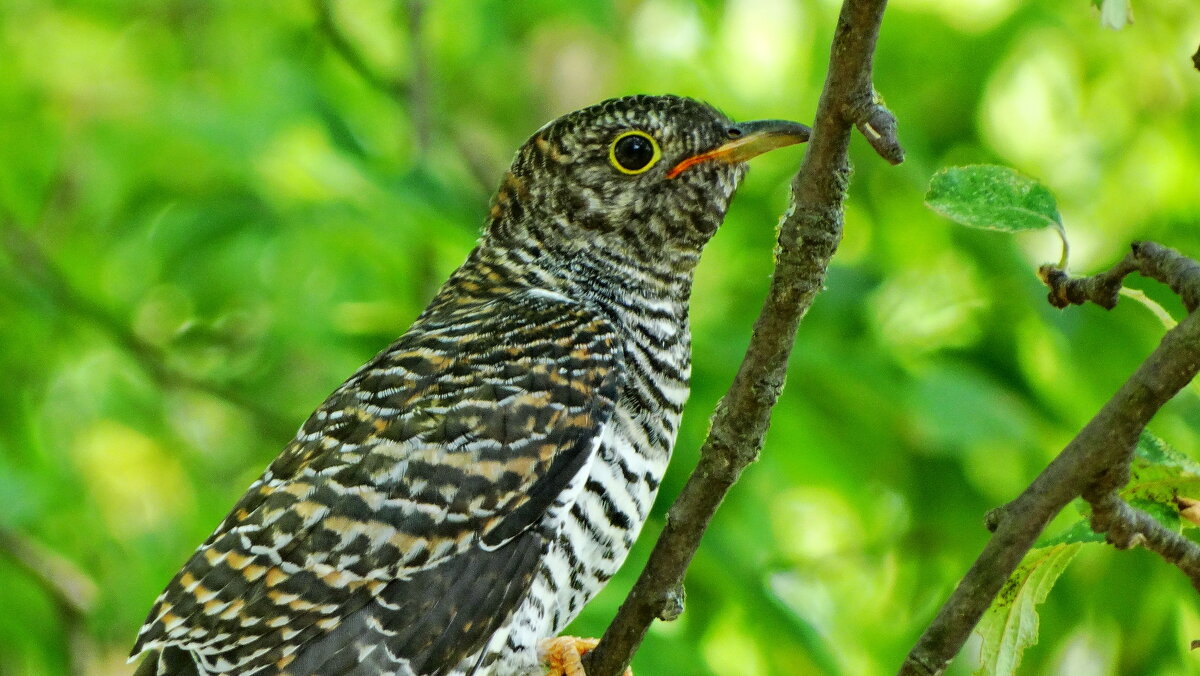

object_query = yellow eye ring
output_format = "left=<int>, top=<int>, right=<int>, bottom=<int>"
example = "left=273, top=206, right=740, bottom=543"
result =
left=608, top=131, right=661, bottom=175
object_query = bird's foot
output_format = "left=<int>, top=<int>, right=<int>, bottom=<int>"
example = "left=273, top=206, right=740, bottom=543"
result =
left=539, top=636, right=632, bottom=676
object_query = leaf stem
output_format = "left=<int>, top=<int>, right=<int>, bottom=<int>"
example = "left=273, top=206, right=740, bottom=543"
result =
left=1118, top=287, right=1176, bottom=330
left=1054, top=221, right=1070, bottom=270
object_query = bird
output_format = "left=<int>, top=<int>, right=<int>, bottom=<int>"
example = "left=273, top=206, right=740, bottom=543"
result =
left=129, top=94, right=810, bottom=676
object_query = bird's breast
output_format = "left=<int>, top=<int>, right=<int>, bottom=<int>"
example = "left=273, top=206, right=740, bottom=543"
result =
left=545, top=319, right=692, bottom=616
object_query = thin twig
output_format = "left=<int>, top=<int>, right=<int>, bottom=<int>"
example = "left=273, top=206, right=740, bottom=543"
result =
left=0, top=528, right=97, bottom=676
left=403, top=0, right=433, bottom=157
left=313, top=0, right=497, bottom=196
left=901, top=243, right=1200, bottom=675
left=313, top=0, right=407, bottom=101
left=1040, top=242, right=1200, bottom=311
left=582, top=1, right=902, bottom=674
left=1087, top=492, right=1200, bottom=591
left=1130, top=242, right=1200, bottom=311
left=455, top=133, right=505, bottom=197
left=0, top=529, right=95, bottom=621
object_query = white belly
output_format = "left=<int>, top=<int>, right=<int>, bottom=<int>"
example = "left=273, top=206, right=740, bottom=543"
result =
left=459, top=404, right=679, bottom=676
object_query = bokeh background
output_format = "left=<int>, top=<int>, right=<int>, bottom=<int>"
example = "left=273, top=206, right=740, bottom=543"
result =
left=3, top=0, right=1200, bottom=674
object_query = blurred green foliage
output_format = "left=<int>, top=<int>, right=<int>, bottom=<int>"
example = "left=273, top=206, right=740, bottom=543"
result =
left=2, top=0, right=1199, bottom=674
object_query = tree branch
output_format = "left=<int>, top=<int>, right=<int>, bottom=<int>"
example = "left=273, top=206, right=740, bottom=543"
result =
left=1040, top=241, right=1200, bottom=312
left=582, top=1, right=902, bottom=674
left=900, top=243, right=1200, bottom=675
left=1087, top=491, right=1200, bottom=591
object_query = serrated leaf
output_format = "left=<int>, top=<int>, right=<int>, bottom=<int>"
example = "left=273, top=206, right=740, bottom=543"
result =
left=975, top=543, right=1080, bottom=676
left=1130, top=497, right=1182, bottom=532
left=1133, top=430, right=1200, bottom=471
left=926, top=165, right=1062, bottom=233
left=1036, top=519, right=1107, bottom=547
left=1125, top=431, right=1200, bottom=518
left=1049, top=433, right=1200, bottom=547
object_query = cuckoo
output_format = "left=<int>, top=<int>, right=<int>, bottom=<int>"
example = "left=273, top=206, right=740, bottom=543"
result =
left=130, top=94, right=810, bottom=676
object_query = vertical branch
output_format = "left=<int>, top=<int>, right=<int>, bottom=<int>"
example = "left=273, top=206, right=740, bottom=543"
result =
left=398, top=0, right=444, bottom=304
left=403, top=0, right=433, bottom=157
left=581, top=1, right=902, bottom=674
left=313, top=0, right=436, bottom=157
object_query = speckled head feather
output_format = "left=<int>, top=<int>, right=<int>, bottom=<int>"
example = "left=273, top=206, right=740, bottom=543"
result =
left=491, top=95, right=791, bottom=257
left=131, top=95, right=808, bottom=676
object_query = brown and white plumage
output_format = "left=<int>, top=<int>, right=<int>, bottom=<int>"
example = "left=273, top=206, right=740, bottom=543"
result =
left=131, top=95, right=808, bottom=676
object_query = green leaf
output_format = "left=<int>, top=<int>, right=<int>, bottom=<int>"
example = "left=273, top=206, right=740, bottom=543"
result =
left=1133, top=430, right=1200, bottom=471
left=975, top=543, right=1080, bottom=676
left=1036, top=519, right=1107, bottom=547
left=1124, top=430, right=1200, bottom=529
left=1042, top=432, right=1199, bottom=552
left=1129, top=497, right=1182, bottom=532
left=1127, top=430, right=1200, bottom=505
left=925, top=165, right=1062, bottom=233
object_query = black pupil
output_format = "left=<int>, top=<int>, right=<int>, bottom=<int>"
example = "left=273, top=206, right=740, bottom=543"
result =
left=614, top=135, right=654, bottom=171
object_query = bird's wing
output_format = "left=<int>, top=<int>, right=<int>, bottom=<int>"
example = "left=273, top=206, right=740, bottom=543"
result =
left=131, top=290, right=622, bottom=674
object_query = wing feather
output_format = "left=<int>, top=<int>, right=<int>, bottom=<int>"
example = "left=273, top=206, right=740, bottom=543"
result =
left=132, top=290, right=622, bottom=674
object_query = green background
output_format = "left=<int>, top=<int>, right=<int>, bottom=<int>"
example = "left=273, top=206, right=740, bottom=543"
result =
left=2, top=0, right=1199, bottom=674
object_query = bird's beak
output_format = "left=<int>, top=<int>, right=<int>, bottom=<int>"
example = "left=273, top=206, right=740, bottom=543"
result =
left=666, top=119, right=812, bottom=179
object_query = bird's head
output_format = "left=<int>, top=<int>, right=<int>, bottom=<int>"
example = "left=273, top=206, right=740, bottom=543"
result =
left=486, top=95, right=810, bottom=265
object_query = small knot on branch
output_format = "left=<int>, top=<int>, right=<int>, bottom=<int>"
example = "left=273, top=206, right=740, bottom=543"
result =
left=984, top=506, right=1005, bottom=532
left=656, top=584, right=686, bottom=622
left=846, top=96, right=904, bottom=165
left=1038, top=264, right=1124, bottom=309
left=1086, top=462, right=1133, bottom=499
left=1041, top=242, right=1200, bottom=314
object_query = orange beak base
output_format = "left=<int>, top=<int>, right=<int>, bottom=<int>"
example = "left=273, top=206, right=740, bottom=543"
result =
left=666, top=119, right=812, bottom=179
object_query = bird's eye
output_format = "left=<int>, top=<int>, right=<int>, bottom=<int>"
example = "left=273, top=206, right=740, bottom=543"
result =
left=609, top=131, right=661, bottom=175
